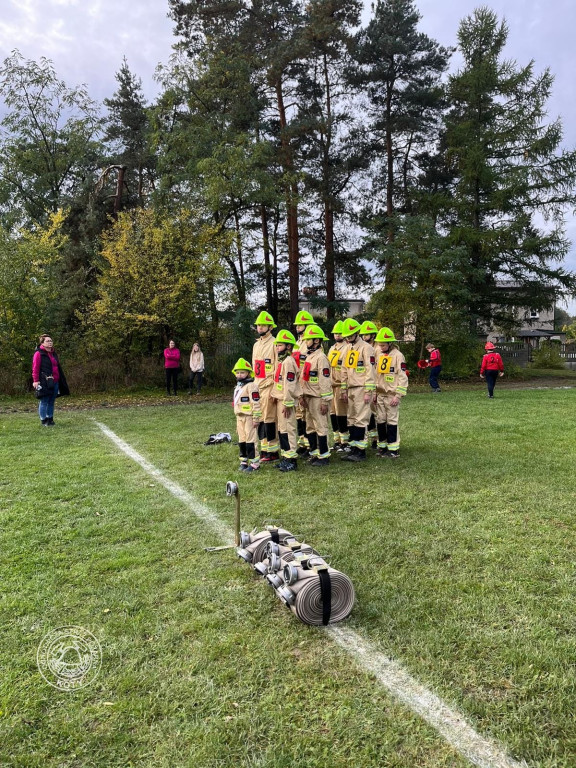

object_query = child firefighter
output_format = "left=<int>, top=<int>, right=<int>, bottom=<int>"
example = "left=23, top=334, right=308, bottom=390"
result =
left=271, top=330, right=301, bottom=472
left=300, top=324, right=333, bottom=467
left=339, top=318, right=376, bottom=462
left=374, top=327, right=408, bottom=458
left=328, top=320, right=349, bottom=451
left=359, top=320, right=379, bottom=448
left=252, top=311, right=279, bottom=461
left=293, top=310, right=315, bottom=454
left=232, top=358, right=262, bottom=473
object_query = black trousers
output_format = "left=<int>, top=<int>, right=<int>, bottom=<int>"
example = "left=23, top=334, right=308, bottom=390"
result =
left=485, top=370, right=498, bottom=397
left=166, top=368, right=179, bottom=393
left=188, top=371, right=203, bottom=392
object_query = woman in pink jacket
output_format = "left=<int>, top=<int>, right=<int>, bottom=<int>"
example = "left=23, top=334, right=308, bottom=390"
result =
left=32, top=333, right=69, bottom=425
left=164, top=339, right=181, bottom=395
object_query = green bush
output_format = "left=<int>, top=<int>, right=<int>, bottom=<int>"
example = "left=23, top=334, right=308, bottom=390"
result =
left=530, top=341, right=565, bottom=369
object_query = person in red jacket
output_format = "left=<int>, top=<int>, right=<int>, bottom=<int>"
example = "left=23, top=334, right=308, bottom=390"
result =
left=425, top=343, right=442, bottom=392
left=164, top=339, right=181, bottom=395
left=480, top=342, right=504, bottom=398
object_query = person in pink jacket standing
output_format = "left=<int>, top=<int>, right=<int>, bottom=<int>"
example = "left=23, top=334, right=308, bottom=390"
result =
left=32, top=333, right=69, bottom=425
left=164, top=339, right=181, bottom=395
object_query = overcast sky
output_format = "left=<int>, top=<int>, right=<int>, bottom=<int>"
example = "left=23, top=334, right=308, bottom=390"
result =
left=2, top=0, right=575, bottom=309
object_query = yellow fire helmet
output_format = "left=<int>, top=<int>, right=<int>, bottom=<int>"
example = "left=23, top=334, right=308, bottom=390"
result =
left=331, top=320, right=344, bottom=334
left=375, top=327, right=397, bottom=343
left=293, top=310, right=314, bottom=326
left=359, top=320, right=378, bottom=336
left=274, top=329, right=297, bottom=346
left=254, top=310, right=277, bottom=328
left=340, top=318, right=361, bottom=337
left=301, top=324, right=329, bottom=341
left=232, top=357, right=253, bottom=374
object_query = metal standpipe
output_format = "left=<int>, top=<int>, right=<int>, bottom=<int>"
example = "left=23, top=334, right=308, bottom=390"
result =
left=203, top=481, right=241, bottom=552
left=226, top=481, right=241, bottom=546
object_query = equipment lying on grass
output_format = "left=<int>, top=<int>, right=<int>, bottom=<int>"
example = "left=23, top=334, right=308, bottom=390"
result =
left=236, top=527, right=297, bottom=565
left=237, top=524, right=355, bottom=626
left=206, top=482, right=355, bottom=625
left=204, top=432, right=232, bottom=445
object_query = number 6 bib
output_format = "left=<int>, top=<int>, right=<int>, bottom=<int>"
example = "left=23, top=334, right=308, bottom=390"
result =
left=344, top=350, right=360, bottom=369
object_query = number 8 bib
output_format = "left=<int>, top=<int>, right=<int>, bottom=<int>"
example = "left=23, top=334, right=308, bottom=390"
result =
left=378, top=355, right=391, bottom=374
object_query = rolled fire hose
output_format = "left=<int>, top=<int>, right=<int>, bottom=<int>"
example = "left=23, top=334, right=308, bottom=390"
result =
left=276, top=560, right=355, bottom=626
left=259, top=543, right=317, bottom=583
left=236, top=527, right=294, bottom=567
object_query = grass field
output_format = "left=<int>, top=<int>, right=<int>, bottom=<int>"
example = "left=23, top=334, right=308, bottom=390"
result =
left=2, top=387, right=576, bottom=767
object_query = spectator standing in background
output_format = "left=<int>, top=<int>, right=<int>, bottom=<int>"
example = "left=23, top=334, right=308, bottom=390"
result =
left=164, top=340, right=181, bottom=395
left=32, top=334, right=69, bottom=426
left=425, top=343, right=442, bottom=393
left=480, top=342, right=504, bottom=398
left=188, top=343, right=205, bottom=395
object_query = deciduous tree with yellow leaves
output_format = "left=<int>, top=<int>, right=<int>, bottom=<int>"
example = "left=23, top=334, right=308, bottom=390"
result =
left=84, top=208, right=227, bottom=371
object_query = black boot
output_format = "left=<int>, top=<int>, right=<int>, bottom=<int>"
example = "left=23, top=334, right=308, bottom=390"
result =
left=346, top=448, right=366, bottom=462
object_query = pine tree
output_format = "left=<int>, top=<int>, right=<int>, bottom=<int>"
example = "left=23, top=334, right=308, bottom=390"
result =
left=296, top=0, right=364, bottom=318
left=103, top=59, right=156, bottom=210
left=350, top=0, right=451, bottom=249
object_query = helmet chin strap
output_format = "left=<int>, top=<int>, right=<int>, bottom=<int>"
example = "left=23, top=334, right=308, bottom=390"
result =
left=258, top=329, right=270, bottom=337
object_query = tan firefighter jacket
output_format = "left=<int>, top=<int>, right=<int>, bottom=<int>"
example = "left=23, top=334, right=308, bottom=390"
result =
left=299, top=346, right=333, bottom=400
left=328, top=341, right=347, bottom=385
left=340, top=337, right=376, bottom=392
left=233, top=378, right=262, bottom=418
left=271, top=353, right=301, bottom=408
left=252, top=332, right=277, bottom=392
left=375, top=346, right=408, bottom=397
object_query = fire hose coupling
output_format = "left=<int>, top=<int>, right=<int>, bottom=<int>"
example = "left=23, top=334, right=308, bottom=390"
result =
left=277, top=585, right=296, bottom=606
left=226, top=481, right=239, bottom=497
left=235, top=528, right=295, bottom=567
left=283, top=563, right=299, bottom=586
left=266, top=541, right=280, bottom=558
left=237, top=547, right=252, bottom=563
left=265, top=572, right=284, bottom=589
left=253, top=561, right=268, bottom=576
left=267, top=544, right=315, bottom=573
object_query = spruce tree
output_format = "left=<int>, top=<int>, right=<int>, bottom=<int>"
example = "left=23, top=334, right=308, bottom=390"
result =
left=443, top=7, right=576, bottom=330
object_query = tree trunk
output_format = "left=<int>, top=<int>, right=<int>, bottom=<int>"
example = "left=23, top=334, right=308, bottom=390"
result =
left=275, top=80, right=300, bottom=319
left=260, top=203, right=275, bottom=314
left=233, top=209, right=246, bottom=306
left=113, top=166, right=127, bottom=217
left=322, top=53, right=335, bottom=320
left=385, top=83, right=395, bottom=286
left=325, top=200, right=335, bottom=319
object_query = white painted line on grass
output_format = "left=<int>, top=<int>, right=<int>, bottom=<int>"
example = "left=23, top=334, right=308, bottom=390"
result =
left=94, top=420, right=235, bottom=544
left=327, top=625, right=527, bottom=768
left=94, top=419, right=528, bottom=768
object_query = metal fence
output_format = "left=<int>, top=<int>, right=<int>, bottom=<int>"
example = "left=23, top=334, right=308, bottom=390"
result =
left=497, top=342, right=531, bottom=367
